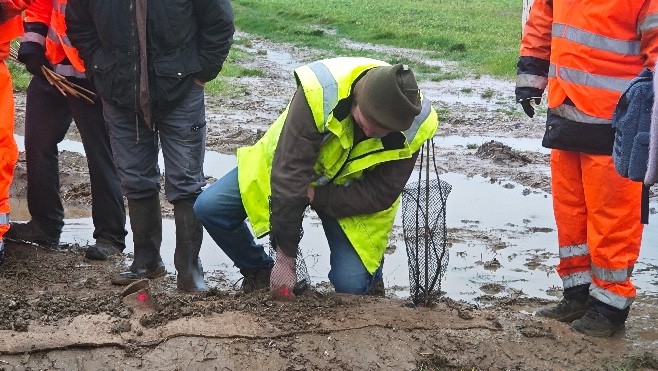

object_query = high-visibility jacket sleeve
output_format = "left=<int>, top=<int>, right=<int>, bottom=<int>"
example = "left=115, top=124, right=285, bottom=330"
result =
left=191, top=0, right=234, bottom=82
left=517, top=0, right=553, bottom=89
left=520, top=0, right=553, bottom=61
left=0, top=0, right=36, bottom=22
left=23, top=0, right=50, bottom=24
left=64, top=0, right=97, bottom=66
left=639, top=1, right=658, bottom=70
left=21, top=0, right=50, bottom=47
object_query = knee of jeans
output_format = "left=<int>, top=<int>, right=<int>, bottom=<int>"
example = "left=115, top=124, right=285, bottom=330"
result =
left=329, top=270, right=370, bottom=295
left=193, top=196, right=211, bottom=221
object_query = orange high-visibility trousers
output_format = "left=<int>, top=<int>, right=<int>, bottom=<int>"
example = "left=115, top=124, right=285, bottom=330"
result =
left=551, top=149, right=643, bottom=310
left=0, top=59, right=19, bottom=240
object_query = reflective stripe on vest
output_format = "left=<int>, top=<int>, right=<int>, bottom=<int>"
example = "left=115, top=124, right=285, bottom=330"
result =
left=590, top=285, right=634, bottom=309
left=639, top=14, right=658, bottom=33
left=0, top=212, right=8, bottom=225
left=552, top=23, right=641, bottom=56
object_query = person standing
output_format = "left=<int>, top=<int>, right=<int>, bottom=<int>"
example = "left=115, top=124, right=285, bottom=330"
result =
left=0, top=0, right=36, bottom=263
left=6, top=0, right=128, bottom=261
left=194, top=58, right=438, bottom=298
left=65, top=0, right=235, bottom=293
left=516, top=0, right=658, bottom=337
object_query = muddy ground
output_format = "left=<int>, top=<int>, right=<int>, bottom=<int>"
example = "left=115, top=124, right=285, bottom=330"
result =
left=1, top=34, right=657, bottom=370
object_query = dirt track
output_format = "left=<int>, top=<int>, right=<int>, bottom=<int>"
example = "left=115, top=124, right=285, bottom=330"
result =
left=2, top=33, right=658, bottom=370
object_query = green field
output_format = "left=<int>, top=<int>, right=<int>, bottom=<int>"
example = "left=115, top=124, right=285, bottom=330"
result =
left=232, top=0, right=522, bottom=77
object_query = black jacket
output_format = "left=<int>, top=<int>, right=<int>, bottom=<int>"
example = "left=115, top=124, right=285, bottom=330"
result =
left=65, top=0, right=234, bottom=120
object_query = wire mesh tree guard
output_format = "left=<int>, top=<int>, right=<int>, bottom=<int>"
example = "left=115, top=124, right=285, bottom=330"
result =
left=402, top=138, right=451, bottom=306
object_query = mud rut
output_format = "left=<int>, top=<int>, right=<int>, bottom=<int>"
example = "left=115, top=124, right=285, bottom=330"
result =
left=1, top=33, right=657, bottom=370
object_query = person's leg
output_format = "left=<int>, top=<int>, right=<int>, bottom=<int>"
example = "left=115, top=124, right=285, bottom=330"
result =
left=0, top=61, right=19, bottom=262
left=10, top=76, right=71, bottom=243
left=157, top=83, right=208, bottom=292
left=318, top=211, right=382, bottom=295
left=69, top=77, right=127, bottom=256
left=194, top=167, right=274, bottom=269
left=535, top=149, right=590, bottom=322
left=195, top=167, right=274, bottom=293
left=571, top=153, right=643, bottom=337
left=102, top=100, right=163, bottom=284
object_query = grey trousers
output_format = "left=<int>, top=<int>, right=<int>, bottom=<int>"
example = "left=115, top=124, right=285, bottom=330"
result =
left=101, top=83, right=207, bottom=202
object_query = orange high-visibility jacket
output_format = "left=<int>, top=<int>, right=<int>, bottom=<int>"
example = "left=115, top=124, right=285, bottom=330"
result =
left=518, top=0, right=658, bottom=124
left=0, top=16, right=22, bottom=60
left=22, top=0, right=85, bottom=77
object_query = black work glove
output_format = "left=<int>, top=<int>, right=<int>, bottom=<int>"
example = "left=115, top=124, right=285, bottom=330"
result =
left=515, top=86, right=544, bottom=118
left=17, top=42, right=51, bottom=78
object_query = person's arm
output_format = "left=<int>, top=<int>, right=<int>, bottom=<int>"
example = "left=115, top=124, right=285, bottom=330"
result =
left=0, top=0, right=37, bottom=22
left=515, top=0, right=553, bottom=117
left=17, top=0, right=51, bottom=77
left=191, top=0, right=234, bottom=83
left=311, top=150, right=418, bottom=218
left=64, top=0, right=99, bottom=66
left=269, top=87, right=322, bottom=258
left=639, top=1, right=658, bottom=69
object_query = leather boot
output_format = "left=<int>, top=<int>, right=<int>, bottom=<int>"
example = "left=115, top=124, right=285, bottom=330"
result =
left=535, top=284, right=589, bottom=322
left=571, top=310, right=625, bottom=337
left=111, top=196, right=165, bottom=285
left=174, top=197, right=208, bottom=293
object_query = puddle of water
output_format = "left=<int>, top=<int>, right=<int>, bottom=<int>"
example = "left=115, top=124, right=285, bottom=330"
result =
left=420, top=78, right=519, bottom=113
left=12, top=135, right=658, bottom=304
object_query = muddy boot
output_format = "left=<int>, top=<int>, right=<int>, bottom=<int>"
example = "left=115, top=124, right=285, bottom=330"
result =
left=85, top=238, right=123, bottom=261
left=174, top=197, right=208, bottom=294
left=535, top=284, right=589, bottom=322
left=240, top=267, right=272, bottom=293
left=111, top=196, right=165, bottom=285
left=571, top=310, right=625, bottom=337
left=5, top=221, right=60, bottom=247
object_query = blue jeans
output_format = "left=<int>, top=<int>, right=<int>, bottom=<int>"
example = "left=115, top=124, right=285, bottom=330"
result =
left=194, top=167, right=383, bottom=294
left=102, top=83, right=206, bottom=202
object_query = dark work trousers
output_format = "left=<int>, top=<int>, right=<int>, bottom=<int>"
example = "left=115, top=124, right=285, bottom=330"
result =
left=23, top=75, right=127, bottom=248
left=101, top=82, right=207, bottom=203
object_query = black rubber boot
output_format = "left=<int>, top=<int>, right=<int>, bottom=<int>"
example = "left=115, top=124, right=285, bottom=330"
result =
left=240, top=267, right=272, bottom=293
left=174, top=197, right=208, bottom=294
left=535, top=284, right=589, bottom=323
left=111, top=196, right=165, bottom=285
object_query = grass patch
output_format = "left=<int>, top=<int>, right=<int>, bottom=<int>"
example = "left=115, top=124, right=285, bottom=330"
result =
left=232, top=0, right=522, bottom=78
left=8, top=60, right=30, bottom=91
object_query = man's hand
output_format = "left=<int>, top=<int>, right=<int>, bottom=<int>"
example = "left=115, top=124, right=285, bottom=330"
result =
left=515, top=86, right=544, bottom=118
left=270, top=246, right=296, bottom=301
left=17, top=42, right=51, bottom=78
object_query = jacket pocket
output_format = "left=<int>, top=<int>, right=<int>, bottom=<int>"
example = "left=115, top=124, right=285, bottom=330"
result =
left=153, top=57, right=202, bottom=106
left=90, top=50, right=116, bottom=102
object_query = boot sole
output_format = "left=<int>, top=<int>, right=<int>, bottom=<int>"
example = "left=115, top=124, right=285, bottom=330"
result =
left=111, top=266, right=166, bottom=285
